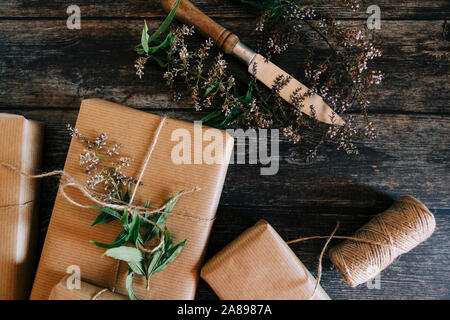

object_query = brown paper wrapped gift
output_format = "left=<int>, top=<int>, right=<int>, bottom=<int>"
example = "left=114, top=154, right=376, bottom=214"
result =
left=0, top=114, right=43, bottom=299
left=201, top=220, right=330, bottom=300
left=30, top=99, right=234, bottom=299
left=49, top=276, right=127, bottom=300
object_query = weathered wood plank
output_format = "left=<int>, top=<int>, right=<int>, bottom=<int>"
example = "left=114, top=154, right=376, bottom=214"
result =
left=0, top=20, right=448, bottom=112
left=0, top=0, right=449, bottom=20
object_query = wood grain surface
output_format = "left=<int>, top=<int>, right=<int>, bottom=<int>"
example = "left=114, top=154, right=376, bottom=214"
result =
left=0, top=0, right=448, bottom=299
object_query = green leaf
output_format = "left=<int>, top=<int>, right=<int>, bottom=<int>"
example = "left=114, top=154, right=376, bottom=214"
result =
left=104, top=246, right=143, bottom=263
left=149, top=55, right=167, bottom=68
left=121, top=209, right=130, bottom=231
left=201, top=110, right=223, bottom=124
left=89, top=206, right=122, bottom=218
left=164, top=227, right=173, bottom=249
left=90, top=207, right=122, bottom=226
left=141, top=20, right=150, bottom=54
left=147, top=250, right=163, bottom=278
left=89, top=230, right=128, bottom=249
left=144, top=212, right=169, bottom=243
left=203, top=81, right=219, bottom=98
left=218, top=106, right=242, bottom=128
left=91, top=211, right=116, bottom=227
left=148, top=32, right=174, bottom=54
left=128, top=261, right=145, bottom=276
left=153, top=240, right=186, bottom=274
left=123, top=186, right=131, bottom=203
left=125, top=211, right=141, bottom=244
left=244, top=81, right=253, bottom=103
left=135, top=47, right=146, bottom=55
left=163, top=190, right=183, bottom=213
left=147, top=0, right=181, bottom=44
left=126, top=270, right=139, bottom=300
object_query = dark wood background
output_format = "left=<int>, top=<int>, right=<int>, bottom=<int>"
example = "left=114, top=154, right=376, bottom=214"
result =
left=1, top=0, right=449, bottom=299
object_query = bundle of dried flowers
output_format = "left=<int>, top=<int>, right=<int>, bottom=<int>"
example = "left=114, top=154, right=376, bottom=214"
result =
left=134, top=0, right=382, bottom=159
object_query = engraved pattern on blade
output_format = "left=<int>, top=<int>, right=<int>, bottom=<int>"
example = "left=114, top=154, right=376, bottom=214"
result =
left=249, top=54, right=344, bottom=125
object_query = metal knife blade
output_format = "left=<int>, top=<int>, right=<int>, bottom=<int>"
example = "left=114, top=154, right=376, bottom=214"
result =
left=232, top=42, right=344, bottom=126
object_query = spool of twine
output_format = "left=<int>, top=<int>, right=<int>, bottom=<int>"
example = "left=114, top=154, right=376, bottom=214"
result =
left=328, top=196, right=436, bottom=287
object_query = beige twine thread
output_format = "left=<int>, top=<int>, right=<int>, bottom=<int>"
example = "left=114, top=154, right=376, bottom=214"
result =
left=0, top=162, right=202, bottom=223
left=91, top=288, right=110, bottom=300
left=328, top=196, right=435, bottom=287
left=287, top=222, right=391, bottom=299
left=287, top=196, right=435, bottom=298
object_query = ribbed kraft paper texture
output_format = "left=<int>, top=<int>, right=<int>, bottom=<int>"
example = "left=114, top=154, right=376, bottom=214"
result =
left=201, top=220, right=330, bottom=300
left=30, top=99, right=234, bottom=300
left=0, top=114, right=43, bottom=299
left=49, top=276, right=127, bottom=300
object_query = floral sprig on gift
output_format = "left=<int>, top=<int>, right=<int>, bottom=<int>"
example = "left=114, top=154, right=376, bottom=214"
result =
left=134, top=0, right=382, bottom=159
left=67, top=125, right=187, bottom=300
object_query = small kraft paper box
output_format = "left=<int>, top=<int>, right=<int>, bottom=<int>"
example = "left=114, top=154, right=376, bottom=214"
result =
left=201, top=220, right=330, bottom=300
left=0, top=114, right=43, bottom=299
left=30, top=99, right=234, bottom=300
left=49, top=276, right=127, bottom=300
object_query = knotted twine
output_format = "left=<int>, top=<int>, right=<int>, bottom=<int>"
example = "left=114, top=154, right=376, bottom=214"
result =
left=287, top=195, right=436, bottom=299
left=0, top=116, right=213, bottom=298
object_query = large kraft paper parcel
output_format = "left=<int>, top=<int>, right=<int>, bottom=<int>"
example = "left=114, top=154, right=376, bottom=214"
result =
left=30, top=99, right=234, bottom=300
left=201, top=220, right=330, bottom=300
left=0, top=114, right=43, bottom=299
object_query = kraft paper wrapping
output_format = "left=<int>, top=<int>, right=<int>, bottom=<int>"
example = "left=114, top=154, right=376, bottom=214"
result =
left=201, top=220, right=331, bottom=300
left=30, top=99, right=234, bottom=300
left=49, top=276, right=127, bottom=300
left=0, top=114, right=43, bottom=300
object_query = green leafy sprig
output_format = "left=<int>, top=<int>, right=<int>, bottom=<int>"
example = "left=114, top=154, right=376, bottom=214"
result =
left=68, top=125, right=186, bottom=300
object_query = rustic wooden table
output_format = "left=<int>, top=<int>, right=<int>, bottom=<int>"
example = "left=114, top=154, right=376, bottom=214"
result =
left=1, top=0, right=449, bottom=299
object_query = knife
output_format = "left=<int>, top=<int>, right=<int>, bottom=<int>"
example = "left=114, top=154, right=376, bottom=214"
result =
left=161, top=0, right=344, bottom=126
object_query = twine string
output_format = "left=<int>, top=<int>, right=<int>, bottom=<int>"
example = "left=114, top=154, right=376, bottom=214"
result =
left=286, top=221, right=392, bottom=299
left=91, top=288, right=109, bottom=300
left=328, top=196, right=436, bottom=287
left=112, top=117, right=165, bottom=294
left=0, top=165, right=201, bottom=222
left=309, top=221, right=339, bottom=300
left=287, top=196, right=436, bottom=297
left=129, top=117, right=165, bottom=206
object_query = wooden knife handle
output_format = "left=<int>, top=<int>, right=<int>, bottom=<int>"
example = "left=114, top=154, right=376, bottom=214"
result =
left=161, top=0, right=240, bottom=54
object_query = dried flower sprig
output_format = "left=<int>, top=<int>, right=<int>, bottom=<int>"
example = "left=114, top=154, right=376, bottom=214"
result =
left=134, top=0, right=383, bottom=159
left=68, top=125, right=186, bottom=300
left=246, top=0, right=382, bottom=144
